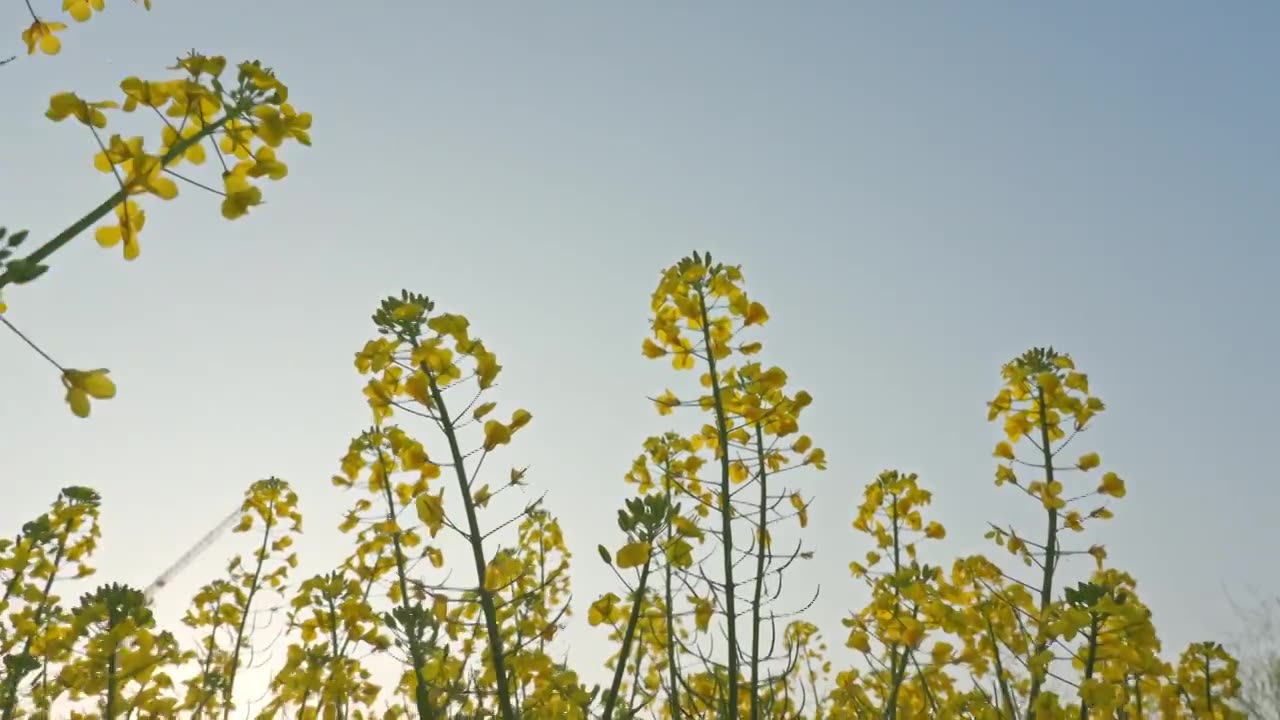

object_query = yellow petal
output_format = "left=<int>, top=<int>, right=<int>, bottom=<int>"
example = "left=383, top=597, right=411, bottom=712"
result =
left=95, top=224, right=121, bottom=247
left=615, top=542, right=651, bottom=569
left=81, top=370, right=115, bottom=399
left=66, top=1, right=92, bottom=22
left=65, top=387, right=90, bottom=417
left=39, top=33, right=62, bottom=55
left=482, top=420, right=511, bottom=451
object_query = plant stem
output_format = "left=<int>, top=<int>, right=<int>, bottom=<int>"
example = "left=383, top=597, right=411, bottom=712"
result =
left=0, top=518, right=72, bottom=720
left=0, top=114, right=229, bottom=290
left=696, top=288, right=740, bottom=720
left=105, top=603, right=121, bottom=720
left=663, top=476, right=682, bottom=719
left=749, top=424, right=769, bottom=720
left=1078, top=612, right=1100, bottom=720
left=602, top=555, right=653, bottom=720
left=0, top=315, right=63, bottom=370
left=1026, top=386, right=1060, bottom=720
left=884, top=486, right=909, bottom=719
left=423, top=365, right=517, bottom=720
left=373, top=444, right=438, bottom=720
left=221, top=508, right=276, bottom=720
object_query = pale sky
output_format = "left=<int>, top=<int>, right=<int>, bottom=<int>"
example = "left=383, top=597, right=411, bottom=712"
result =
left=3, top=0, right=1278, bottom=708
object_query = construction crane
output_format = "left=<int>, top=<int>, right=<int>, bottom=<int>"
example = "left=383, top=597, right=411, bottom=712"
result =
left=142, top=506, right=242, bottom=604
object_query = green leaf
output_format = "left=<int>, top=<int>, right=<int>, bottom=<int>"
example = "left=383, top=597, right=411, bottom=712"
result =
left=6, top=259, right=48, bottom=284
left=597, top=544, right=612, bottom=566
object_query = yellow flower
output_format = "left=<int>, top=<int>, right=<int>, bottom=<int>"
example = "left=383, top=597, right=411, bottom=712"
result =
left=790, top=493, right=808, bottom=528
left=930, top=641, right=954, bottom=665
left=482, top=420, right=512, bottom=451
left=483, top=552, right=523, bottom=591
left=995, top=464, right=1017, bottom=486
left=474, top=346, right=501, bottom=388
left=1098, top=471, right=1126, bottom=498
left=160, top=124, right=208, bottom=166
left=123, top=153, right=179, bottom=200
left=803, top=448, right=826, bottom=470
left=615, top=542, right=651, bottom=569
left=1076, top=452, right=1101, bottom=471
left=1065, top=371, right=1089, bottom=393
left=924, top=521, right=946, bottom=539
left=847, top=631, right=871, bottom=653
left=46, top=93, right=116, bottom=127
left=119, top=77, right=181, bottom=112
left=234, top=145, right=288, bottom=180
left=744, top=301, right=769, bottom=326
left=1038, top=480, right=1066, bottom=509
left=61, top=368, right=116, bottom=418
left=1064, top=510, right=1085, bottom=532
left=654, top=389, right=679, bottom=416
left=62, top=0, right=105, bottom=22
left=426, top=312, right=470, bottom=343
left=588, top=593, right=619, bottom=626
left=993, top=441, right=1015, bottom=460
left=666, top=539, right=694, bottom=568
left=22, top=20, right=67, bottom=55
left=509, top=408, right=532, bottom=431
left=94, top=134, right=144, bottom=173
left=415, top=491, right=444, bottom=537
left=251, top=103, right=313, bottom=147
left=221, top=173, right=263, bottom=219
left=1088, top=544, right=1108, bottom=570
left=692, top=597, right=713, bottom=631
left=172, top=53, right=226, bottom=78
left=94, top=201, right=145, bottom=260
left=671, top=336, right=696, bottom=370
left=641, top=337, right=666, bottom=358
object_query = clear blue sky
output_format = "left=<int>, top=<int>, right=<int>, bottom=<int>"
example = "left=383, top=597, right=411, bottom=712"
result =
left=3, top=0, right=1278, bottom=704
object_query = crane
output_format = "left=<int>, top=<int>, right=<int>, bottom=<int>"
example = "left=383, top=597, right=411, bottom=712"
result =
left=142, top=506, right=242, bottom=604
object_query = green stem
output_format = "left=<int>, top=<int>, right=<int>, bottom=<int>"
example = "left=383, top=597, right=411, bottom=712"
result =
left=602, top=556, right=653, bottom=720
left=373, top=445, right=437, bottom=720
left=104, top=604, right=121, bottom=720
left=749, top=424, right=769, bottom=720
left=189, top=597, right=223, bottom=719
left=421, top=361, right=517, bottom=720
left=662, top=476, right=682, bottom=720
left=324, top=593, right=347, bottom=720
left=220, top=508, right=276, bottom=720
left=1078, top=612, right=1100, bottom=720
left=910, top=652, right=940, bottom=716
left=0, top=518, right=72, bottom=720
left=986, top=615, right=1017, bottom=718
left=1026, top=386, right=1060, bottom=720
left=1204, top=648, right=1214, bottom=715
left=0, top=114, right=229, bottom=290
left=696, top=288, right=740, bottom=720
left=884, top=487, right=909, bottom=720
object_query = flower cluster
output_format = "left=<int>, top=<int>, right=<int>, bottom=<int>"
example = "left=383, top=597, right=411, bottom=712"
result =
left=43, top=54, right=311, bottom=262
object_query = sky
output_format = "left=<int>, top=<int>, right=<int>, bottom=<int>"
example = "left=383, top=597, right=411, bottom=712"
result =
left=3, top=0, right=1279, bottom=709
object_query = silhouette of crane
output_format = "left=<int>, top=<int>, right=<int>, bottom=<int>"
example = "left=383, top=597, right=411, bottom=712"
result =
left=142, top=506, right=242, bottom=604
